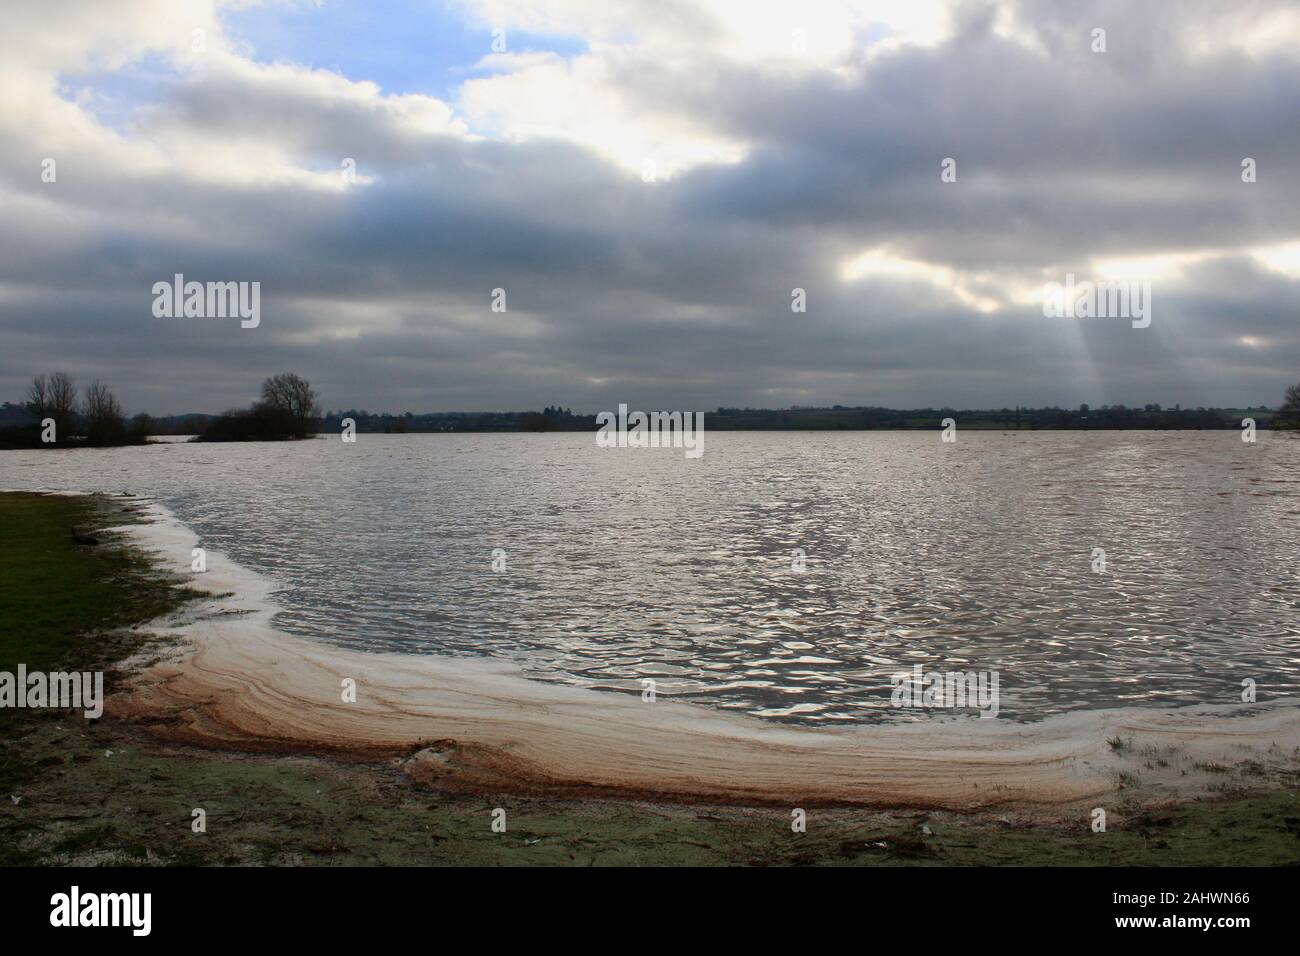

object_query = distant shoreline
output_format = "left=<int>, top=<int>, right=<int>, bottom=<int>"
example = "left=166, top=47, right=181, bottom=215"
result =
left=4, top=399, right=1291, bottom=443
left=0, top=424, right=1290, bottom=452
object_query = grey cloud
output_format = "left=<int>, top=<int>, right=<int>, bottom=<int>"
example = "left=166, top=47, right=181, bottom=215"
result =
left=1, top=0, right=1298, bottom=415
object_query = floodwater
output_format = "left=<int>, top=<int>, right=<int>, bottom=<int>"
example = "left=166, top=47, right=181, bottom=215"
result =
left=3, top=430, right=1297, bottom=723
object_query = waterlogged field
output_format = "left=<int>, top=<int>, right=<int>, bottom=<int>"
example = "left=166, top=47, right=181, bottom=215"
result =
left=2, top=430, right=1297, bottom=723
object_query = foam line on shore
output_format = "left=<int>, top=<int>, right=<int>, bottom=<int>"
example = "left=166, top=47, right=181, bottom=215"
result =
left=107, top=499, right=1300, bottom=810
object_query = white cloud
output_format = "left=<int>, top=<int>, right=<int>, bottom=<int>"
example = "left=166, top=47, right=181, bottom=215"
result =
left=840, top=248, right=1007, bottom=313
left=452, top=0, right=953, bottom=177
left=1251, top=240, right=1300, bottom=279
left=2, top=0, right=1299, bottom=412
left=459, top=50, right=745, bottom=179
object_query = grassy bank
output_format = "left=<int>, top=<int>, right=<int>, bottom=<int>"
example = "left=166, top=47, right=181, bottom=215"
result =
left=0, top=493, right=189, bottom=675
left=0, top=492, right=203, bottom=803
left=1, top=492, right=1296, bottom=866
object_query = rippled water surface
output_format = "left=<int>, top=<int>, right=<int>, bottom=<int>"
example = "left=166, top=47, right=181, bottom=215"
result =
left=4, top=431, right=1298, bottom=722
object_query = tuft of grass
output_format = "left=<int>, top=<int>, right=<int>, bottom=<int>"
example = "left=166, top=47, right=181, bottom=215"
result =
left=1114, top=770, right=1142, bottom=790
left=1196, top=762, right=1233, bottom=775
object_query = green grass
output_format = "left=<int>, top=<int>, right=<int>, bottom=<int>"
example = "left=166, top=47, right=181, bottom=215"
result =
left=0, top=492, right=200, bottom=797
left=0, top=493, right=193, bottom=674
left=5, top=735, right=1297, bottom=865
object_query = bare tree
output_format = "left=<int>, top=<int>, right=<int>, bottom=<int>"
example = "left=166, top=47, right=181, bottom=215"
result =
left=26, top=371, right=78, bottom=442
left=259, top=372, right=320, bottom=437
left=26, top=374, right=50, bottom=418
left=48, top=371, right=78, bottom=434
left=1283, top=382, right=1300, bottom=425
left=81, top=379, right=125, bottom=445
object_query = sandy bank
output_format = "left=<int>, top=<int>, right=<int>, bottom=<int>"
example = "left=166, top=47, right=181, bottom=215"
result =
left=107, top=501, right=1300, bottom=812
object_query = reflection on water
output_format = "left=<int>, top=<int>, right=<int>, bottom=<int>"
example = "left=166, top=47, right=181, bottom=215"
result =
left=3, top=431, right=1298, bottom=723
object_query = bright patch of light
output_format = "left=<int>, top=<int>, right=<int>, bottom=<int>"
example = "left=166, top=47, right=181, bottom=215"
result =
left=840, top=249, right=1001, bottom=313
left=461, top=0, right=952, bottom=58
left=1251, top=241, right=1300, bottom=279
left=1093, top=250, right=1217, bottom=281
left=459, top=52, right=746, bottom=179
left=1185, top=7, right=1300, bottom=59
left=454, top=0, right=952, bottom=177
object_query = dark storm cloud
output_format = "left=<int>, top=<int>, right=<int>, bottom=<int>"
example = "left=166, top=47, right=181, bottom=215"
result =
left=1, top=0, right=1298, bottom=414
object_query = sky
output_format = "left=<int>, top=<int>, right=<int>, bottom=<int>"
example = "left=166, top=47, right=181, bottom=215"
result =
left=2, top=0, right=1299, bottom=415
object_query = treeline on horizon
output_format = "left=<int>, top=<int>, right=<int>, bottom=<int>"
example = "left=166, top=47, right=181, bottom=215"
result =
left=314, top=401, right=1292, bottom=433
left=0, top=372, right=154, bottom=450
left=3, top=381, right=1299, bottom=447
left=0, top=371, right=319, bottom=448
